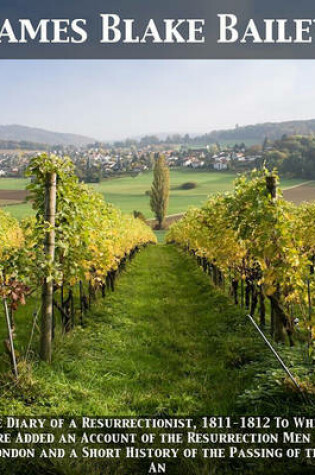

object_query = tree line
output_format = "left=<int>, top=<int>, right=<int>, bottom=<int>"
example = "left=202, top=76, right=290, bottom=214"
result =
left=262, top=135, right=315, bottom=178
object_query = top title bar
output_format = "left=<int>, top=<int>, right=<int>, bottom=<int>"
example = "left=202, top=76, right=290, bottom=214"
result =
left=1, top=0, right=315, bottom=59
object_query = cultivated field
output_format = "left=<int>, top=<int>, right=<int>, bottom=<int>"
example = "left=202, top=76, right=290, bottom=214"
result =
left=91, top=170, right=305, bottom=217
left=283, top=182, right=315, bottom=204
left=0, top=171, right=311, bottom=220
left=0, top=189, right=28, bottom=201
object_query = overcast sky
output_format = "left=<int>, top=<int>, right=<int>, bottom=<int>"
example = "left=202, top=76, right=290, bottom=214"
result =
left=0, top=60, right=314, bottom=141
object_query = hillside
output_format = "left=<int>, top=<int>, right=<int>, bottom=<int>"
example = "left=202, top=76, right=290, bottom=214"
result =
left=118, top=119, right=315, bottom=147
left=195, top=119, right=315, bottom=144
left=0, top=124, right=95, bottom=147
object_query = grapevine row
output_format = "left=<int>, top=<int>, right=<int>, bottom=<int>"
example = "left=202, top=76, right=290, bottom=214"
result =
left=0, top=154, right=156, bottom=366
left=166, top=170, right=315, bottom=348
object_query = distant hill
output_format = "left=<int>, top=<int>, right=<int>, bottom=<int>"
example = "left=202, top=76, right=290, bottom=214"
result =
left=0, top=125, right=95, bottom=147
left=198, top=119, right=315, bottom=144
left=132, top=120, right=315, bottom=147
left=0, top=139, right=48, bottom=151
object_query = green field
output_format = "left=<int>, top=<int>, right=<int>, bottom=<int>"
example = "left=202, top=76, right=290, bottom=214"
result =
left=92, top=170, right=239, bottom=217
left=2, top=202, right=34, bottom=220
left=0, top=177, right=30, bottom=190
left=0, top=171, right=308, bottom=220
left=90, top=171, right=306, bottom=217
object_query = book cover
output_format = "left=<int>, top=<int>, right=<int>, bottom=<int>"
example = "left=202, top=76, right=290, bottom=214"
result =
left=0, top=1, right=314, bottom=474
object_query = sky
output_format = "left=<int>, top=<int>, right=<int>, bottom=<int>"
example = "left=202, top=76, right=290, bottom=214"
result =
left=0, top=60, right=314, bottom=141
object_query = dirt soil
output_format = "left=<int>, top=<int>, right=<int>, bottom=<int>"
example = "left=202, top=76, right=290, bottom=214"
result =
left=147, top=213, right=184, bottom=229
left=0, top=190, right=29, bottom=201
left=283, top=184, right=315, bottom=204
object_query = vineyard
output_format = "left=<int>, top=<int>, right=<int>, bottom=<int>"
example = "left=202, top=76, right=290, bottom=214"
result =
left=1, top=161, right=315, bottom=473
left=0, top=154, right=156, bottom=369
left=1, top=161, right=315, bottom=384
left=166, top=170, right=315, bottom=351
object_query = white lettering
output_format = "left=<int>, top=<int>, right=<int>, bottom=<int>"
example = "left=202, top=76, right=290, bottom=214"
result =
left=100, top=14, right=121, bottom=43
left=218, top=14, right=238, bottom=43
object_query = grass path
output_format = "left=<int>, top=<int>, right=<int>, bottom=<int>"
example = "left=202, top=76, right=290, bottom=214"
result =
left=0, top=244, right=264, bottom=417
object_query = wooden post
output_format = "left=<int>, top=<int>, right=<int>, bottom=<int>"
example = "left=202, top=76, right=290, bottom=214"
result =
left=266, top=175, right=277, bottom=201
left=52, top=295, right=55, bottom=340
left=79, top=280, right=84, bottom=326
left=266, top=175, right=287, bottom=343
left=61, top=283, right=64, bottom=309
left=232, top=279, right=239, bottom=305
left=3, top=297, right=18, bottom=378
left=245, top=279, right=251, bottom=310
left=241, top=279, right=245, bottom=309
left=88, top=280, right=93, bottom=307
left=40, top=170, right=57, bottom=363
left=307, top=278, right=312, bottom=364
left=259, top=285, right=266, bottom=327
left=70, top=288, right=75, bottom=328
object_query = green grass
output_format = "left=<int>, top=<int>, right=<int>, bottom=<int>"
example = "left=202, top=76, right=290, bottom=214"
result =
left=0, top=294, right=40, bottom=374
left=0, top=177, right=33, bottom=219
left=0, top=245, right=311, bottom=474
left=91, top=170, right=306, bottom=218
left=154, top=230, right=166, bottom=243
left=91, top=170, right=237, bottom=217
left=0, top=172, right=308, bottom=220
left=275, top=177, right=306, bottom=188
left=2, top=202, right=34, bottom=220
left=0, top=177, right=30, bottom=189
left=0, top=245, right=266, bottom=416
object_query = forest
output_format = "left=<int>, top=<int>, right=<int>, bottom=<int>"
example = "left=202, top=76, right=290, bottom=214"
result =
left=263, top=135, right=315, bottom=178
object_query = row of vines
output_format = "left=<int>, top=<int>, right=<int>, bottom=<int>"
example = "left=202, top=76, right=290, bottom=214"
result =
left=166, top=170, right=315, bottom=353
left=0, top=154, right=156, bottom=368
